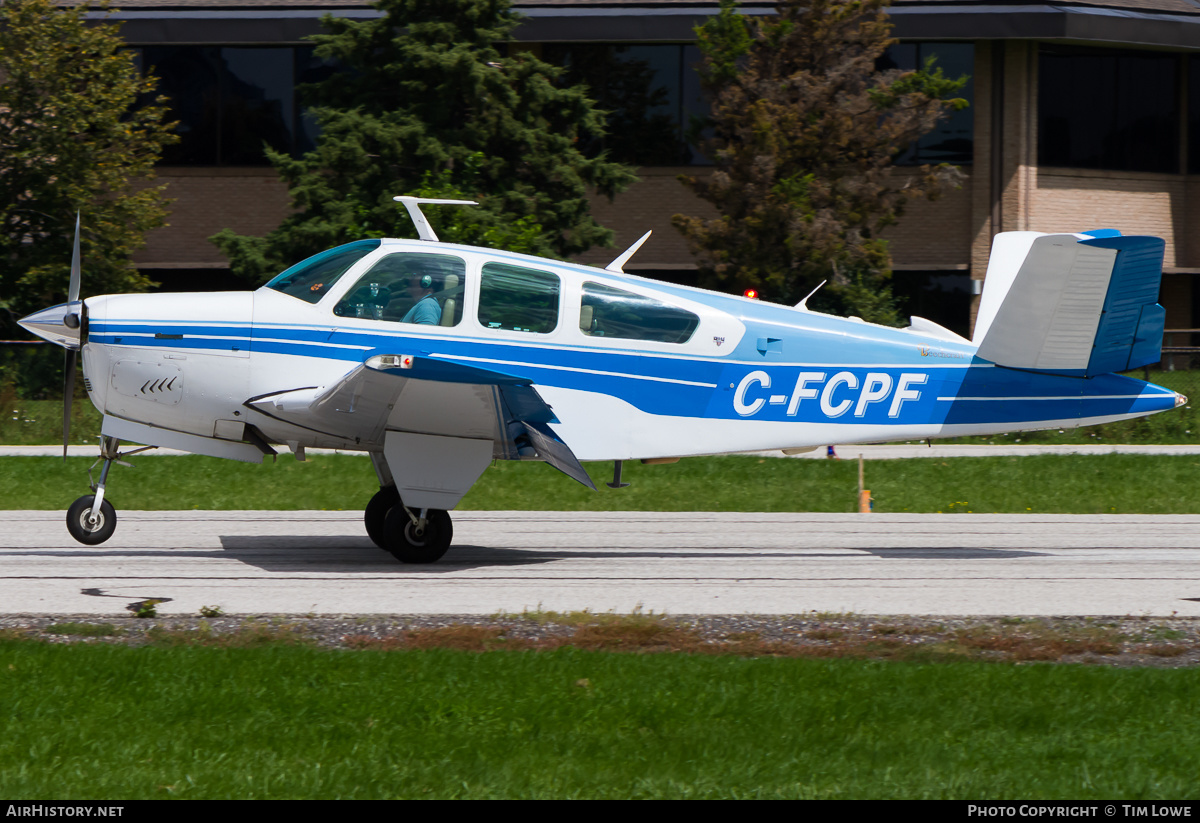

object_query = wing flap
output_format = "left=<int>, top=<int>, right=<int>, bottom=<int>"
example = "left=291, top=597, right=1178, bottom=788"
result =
left=498, top=384, right=594, bottom=489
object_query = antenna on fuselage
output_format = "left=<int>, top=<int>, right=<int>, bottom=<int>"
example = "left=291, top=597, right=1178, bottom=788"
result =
left=392, top=196, right=478, bottom=242
left=796, top=280, right=827, bottom=310
left=605, top=230, right=652, bottom=274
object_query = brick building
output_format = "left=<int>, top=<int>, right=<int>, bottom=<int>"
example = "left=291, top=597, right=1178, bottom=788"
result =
left=87, top=0, right=1200, bottom=336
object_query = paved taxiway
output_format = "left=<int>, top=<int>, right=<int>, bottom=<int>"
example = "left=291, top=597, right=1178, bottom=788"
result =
left=4, top=510, right=1200, bottom=617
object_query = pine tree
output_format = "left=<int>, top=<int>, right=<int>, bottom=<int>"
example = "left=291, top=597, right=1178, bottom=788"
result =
left=672, top=0, right=967, bottom=324
left=0, top=0, right=175, bottom=333
left=213, top=0, right=636, bottom=284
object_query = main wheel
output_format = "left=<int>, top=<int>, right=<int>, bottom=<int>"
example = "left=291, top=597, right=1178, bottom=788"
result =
left=364, top=486, right=400, bottom=549
left=66, top=494, right=117, bottom=546
left=381, top=507, right=452, bottom=564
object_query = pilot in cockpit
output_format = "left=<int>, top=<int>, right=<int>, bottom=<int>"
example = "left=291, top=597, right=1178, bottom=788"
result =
left=401, top=272, right=442, bottom=325
left=334, top=254, right=457, bottom=324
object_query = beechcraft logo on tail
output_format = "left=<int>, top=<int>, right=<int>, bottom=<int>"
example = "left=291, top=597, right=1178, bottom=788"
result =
left=919, top=346, right=966, bottom=359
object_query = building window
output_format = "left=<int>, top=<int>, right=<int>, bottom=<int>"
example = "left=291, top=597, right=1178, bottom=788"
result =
left=141, top=46, right=334, bottom=166
left=878, top=42, right=974, bottom=166
left=1185, top=58, right=1200, bottom=174
left=1039, top=46, right=1179, bottom=174
left=891, top=271, right=973, bottom=340
left=540, top=43, right=708, bottom=166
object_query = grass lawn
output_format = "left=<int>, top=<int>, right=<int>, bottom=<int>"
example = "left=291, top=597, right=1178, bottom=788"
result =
left=3, top=452, right=1200, bottom=514
left=0, top=642, right=1196, bottom=799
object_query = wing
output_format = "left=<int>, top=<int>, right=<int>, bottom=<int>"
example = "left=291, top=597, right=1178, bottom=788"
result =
left=246, top=354, right=595, bottom=489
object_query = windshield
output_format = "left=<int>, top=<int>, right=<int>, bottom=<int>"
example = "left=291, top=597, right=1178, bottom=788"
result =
left=265, top=240, right=381, bottom=304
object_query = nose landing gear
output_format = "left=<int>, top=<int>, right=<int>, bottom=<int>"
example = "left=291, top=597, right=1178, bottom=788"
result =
left=65, top=436, right=152, bottom=546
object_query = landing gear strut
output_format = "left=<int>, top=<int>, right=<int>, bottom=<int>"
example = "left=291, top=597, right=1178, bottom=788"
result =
left=65, top=436, right=151, bottom=546
left=363, top=485, right=453, bottom=564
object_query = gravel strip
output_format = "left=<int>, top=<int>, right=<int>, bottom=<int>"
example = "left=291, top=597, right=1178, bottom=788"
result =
left=3, top=613, right=1200, bottom=667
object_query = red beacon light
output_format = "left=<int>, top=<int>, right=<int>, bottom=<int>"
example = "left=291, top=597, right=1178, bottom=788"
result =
left=742, top=288, right=759, bottom=300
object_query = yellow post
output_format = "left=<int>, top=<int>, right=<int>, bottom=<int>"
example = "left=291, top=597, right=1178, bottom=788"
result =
left=857, top=454, right=872, bottom=512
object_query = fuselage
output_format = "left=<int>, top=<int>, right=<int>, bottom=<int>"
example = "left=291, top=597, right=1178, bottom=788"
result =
left=73, top=237, right=1182, bottom=461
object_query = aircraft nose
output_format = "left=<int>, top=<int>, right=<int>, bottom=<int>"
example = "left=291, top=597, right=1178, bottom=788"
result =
left=17, top=301, right=82, bottom=350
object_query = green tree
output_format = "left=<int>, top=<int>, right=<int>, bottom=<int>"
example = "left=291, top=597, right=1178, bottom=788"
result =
left=673, top=0, right=967, bottom=324
left=213, top=0, right=636, bottom=285
left=545, top=44, right=688, bottom=166
left=0, top=0, right=175, bottom=335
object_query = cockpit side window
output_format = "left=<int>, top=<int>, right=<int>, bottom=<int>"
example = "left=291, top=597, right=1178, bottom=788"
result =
left=478, top=262, right=560, bottom=334
left=580, top=281, right=700, bottom=343
left=265, top=240, right=381, bottom=304
left=334, top=252, right=467, bottom=327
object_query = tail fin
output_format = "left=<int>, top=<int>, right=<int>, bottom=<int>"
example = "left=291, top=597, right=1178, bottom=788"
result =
left=973, top=230, right=1165, bottom=376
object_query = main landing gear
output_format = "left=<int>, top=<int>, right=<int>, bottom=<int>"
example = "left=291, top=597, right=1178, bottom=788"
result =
left=65, top=436, right=151, bottom=546
left=364, top=486, right=453, bottom=564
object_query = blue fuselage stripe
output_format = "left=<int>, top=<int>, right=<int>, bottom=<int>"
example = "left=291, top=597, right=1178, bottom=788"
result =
left=87, top=320, right=1178, bottom=425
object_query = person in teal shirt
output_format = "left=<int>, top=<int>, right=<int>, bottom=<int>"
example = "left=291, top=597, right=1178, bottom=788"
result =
left=402, top=274, right=441, bottom=325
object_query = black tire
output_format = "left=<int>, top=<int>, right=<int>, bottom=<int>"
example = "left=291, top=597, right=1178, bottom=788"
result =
left=364, top=486, right=400, bottom=549
left=66, top=494, right=117, bottom=546
left=381, top=507, right=453, bottom=564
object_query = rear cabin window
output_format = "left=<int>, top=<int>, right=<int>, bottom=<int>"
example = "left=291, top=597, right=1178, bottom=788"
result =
left=334, top=252, right=467, bottom=327
left=478, top=263, right=560, bottom=334
left=265, top=240, right=381, bottom=304
left=580, top=281, right=700, bottom=343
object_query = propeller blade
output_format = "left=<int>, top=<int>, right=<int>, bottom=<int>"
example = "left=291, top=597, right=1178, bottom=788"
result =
left=68, top=212, right=81, bottom=304
left=63, top=213, right=82, bottom=459
left=62, top=348, right=77, bottom=461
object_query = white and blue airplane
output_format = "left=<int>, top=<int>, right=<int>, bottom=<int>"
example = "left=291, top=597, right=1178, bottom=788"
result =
left=18, top=198, right=1185, bottom=562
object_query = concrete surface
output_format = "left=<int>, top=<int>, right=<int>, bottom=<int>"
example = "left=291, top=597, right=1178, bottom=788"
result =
left=3, top=510, right=1200, bottom=617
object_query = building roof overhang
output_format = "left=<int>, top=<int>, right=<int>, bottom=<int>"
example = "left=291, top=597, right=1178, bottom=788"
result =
left=81, top=1, right=1200, bottom=50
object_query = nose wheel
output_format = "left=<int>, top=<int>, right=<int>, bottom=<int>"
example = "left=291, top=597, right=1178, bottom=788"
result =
left=64, top=436, right=152, bottom=546
left=66, top=494, right=116, bottom=545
